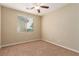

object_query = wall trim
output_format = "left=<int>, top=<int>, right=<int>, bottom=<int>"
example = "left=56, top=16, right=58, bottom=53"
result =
left=1, top=39, right=40, bottom=48
left=1, top=39, right=79, bottom=53
left=42, top=39, right=79, bottom=53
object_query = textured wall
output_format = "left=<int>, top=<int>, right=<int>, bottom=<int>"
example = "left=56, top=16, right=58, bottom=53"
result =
left=42, top=4, right=79, bottom=51
left=1, top=6, right=41, bottom=46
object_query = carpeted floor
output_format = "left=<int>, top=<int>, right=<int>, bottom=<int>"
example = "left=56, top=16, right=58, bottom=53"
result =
left=0, top=40, right=79, bottom=56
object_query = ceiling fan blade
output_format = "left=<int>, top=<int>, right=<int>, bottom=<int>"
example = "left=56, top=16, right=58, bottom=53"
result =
left=31, top=7, right=34, bottom=9
left=37, top=9, right=40, bottom=13
left=26, top=7, right=34, bottom=9
left=40, top=6, right=49, bottom=9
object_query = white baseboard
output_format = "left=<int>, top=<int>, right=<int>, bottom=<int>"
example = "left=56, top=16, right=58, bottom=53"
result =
left=1, top=39, right=79, bottom=53
left=1, top=39, right=40, bottom=48
left=43, top=39, right=79, bottom=53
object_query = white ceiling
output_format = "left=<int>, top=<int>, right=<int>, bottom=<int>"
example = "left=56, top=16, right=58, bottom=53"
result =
left=0, top=3, right=67, bottom=16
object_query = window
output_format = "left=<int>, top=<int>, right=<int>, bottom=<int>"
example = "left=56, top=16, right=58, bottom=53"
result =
left=27, top=17, right=33, bottom=32
left=17, top=16, right=33, bottom=32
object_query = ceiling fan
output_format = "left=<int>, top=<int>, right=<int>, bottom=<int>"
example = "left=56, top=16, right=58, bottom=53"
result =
left=26, top=3, right=49, bottom=13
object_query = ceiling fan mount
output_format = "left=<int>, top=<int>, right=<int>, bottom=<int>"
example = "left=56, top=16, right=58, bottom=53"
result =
left=26, top=3, right=49, bottom=13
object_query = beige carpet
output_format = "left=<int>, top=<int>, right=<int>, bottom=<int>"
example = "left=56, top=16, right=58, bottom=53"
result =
left=0, top=40, right=79, bottom=56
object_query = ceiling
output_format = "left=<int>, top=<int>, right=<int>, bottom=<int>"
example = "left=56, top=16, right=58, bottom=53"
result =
left=0, top=3, right=67, bottom=16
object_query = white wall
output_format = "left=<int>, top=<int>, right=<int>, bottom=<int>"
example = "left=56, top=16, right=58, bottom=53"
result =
left=1, top=6, right=41, bottom=46
left=42, top=4, right=79, bottom=51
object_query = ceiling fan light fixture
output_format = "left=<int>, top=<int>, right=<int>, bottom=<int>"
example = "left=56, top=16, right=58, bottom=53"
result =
left=35, top=6, right=40, bottom=9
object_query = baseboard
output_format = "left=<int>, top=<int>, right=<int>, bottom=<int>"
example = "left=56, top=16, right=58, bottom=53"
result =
left=42, top=39, right=79, bottom=53
left=1, top=39, right=40, bottom=48
left=1, top=39, right=79, bottom=53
